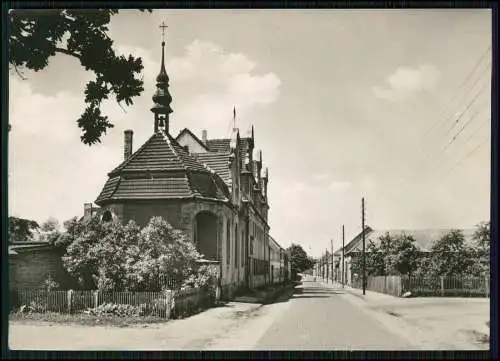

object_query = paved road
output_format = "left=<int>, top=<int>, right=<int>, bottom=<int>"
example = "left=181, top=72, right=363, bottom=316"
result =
left=252, top=280, right=415, bottom=350
left=11, top=280, right=439, bottom=350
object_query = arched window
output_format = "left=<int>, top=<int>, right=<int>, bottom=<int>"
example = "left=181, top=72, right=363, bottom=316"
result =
left=102, top=210, right=113, bottom=223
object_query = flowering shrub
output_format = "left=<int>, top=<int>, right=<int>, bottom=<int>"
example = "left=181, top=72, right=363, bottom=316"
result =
left=182, top=265, right=219, bottom=289
left=18, top=298, right=47, bottom=314
left=43, top=275, right=59, bottom=292
left=63, top=216, right=203, bottom=291
left=85, top=303, right=142, bottom=318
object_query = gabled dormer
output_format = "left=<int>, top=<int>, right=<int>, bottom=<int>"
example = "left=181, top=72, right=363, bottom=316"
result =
left=176, top=128, right=209, bottom=154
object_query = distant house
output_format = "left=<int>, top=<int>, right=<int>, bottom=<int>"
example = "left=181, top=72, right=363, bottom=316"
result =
left=333, top=226, right=476, bottom=285
left=9, top=242, right=77, bottom=290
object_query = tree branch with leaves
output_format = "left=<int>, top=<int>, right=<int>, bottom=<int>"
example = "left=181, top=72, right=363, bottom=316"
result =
left=9, top=9, right=152, bottom=145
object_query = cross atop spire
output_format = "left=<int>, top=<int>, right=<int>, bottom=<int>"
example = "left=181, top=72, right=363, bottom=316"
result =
left=159, top=21, right=168, bottom=43
left=151, top=20, right=173, bottom=133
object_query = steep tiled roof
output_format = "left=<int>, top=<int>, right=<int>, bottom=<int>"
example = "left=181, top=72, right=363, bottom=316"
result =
left=109, top=132, right=207, bottom=175
left=96, top=131, right=229, bottom=204
left=206, top=137, right=252, bottom=161
left=206, top=139, right=230, bottom=152
left=193, top=152, right=232, bottom=187
left=333, top=227, right=372, bottom=256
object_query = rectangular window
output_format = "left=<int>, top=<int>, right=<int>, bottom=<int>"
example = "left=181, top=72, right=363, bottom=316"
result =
left=234, top=224, right=238, bottom=269
left=241, top=229, right=245, bottom=267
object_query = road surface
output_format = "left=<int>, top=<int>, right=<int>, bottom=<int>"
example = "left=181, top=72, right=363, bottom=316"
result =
left=13, top=279, right=486, bottom=350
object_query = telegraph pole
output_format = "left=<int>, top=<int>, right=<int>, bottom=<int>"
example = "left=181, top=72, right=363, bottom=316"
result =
left=362, top=197, right=366, bottom=295
left=325, top=248, right=329, bottom=282
left=342, top=225, right=345, bottom=288
left=330, top=239, right=334, bottom=284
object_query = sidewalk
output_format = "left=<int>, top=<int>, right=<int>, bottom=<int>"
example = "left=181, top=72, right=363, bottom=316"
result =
left=10, top=283, right=293, bottom=350
left=311, top=276, right=490, bottom=350
left=10, top=301, right=262, bottom=350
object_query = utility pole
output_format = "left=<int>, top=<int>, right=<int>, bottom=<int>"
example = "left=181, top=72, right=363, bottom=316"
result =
left=362, top=197, right=366, bottom=295
left=342, top=225, right=345, bottom=288
left=325, top=248, right=329, bottom=282
left=330, top=239, right=334, bottom=284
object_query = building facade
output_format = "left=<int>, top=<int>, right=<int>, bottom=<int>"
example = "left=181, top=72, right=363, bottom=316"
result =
left=88, top=37, right=287, bottom=297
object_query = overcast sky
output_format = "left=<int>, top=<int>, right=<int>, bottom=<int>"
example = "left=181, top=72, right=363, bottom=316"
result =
left=9, top=9, right=491, bottom=257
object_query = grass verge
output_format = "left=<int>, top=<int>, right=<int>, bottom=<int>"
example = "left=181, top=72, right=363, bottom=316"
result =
left=9, top=312, right=170, bottom=328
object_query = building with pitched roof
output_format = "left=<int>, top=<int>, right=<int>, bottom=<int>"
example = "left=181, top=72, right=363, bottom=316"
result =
left=331, top=226, right=476, bottom=285
left=86, top=35, right=283, bottom=296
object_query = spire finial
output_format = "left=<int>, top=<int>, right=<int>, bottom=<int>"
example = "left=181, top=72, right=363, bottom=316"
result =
left=233, top=106, right=236, bottom=130
left=151, top=20, right=173, bottom=133
left=159, top=21, right=168, bottom=43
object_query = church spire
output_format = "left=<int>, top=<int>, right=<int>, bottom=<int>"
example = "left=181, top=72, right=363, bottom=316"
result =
left=151, top=21, right=173, bottom=134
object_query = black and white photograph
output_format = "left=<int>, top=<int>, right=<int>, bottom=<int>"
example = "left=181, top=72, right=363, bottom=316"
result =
left=6, top=7, right=493, bottom=351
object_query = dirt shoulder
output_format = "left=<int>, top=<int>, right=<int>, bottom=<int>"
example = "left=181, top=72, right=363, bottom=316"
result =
left=336, top=284, right=490, bottom=350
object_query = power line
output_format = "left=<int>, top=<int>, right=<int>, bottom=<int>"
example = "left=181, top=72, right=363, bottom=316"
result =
left=461, top=117, right=490, bottom=149
left=409, top=58, right=491, bottom=174
left=419, top=45, right=491, bottom=142
left=396, top=118, right=490, bottom=194
left=439, top=75, right=490, bottom=142
left=441, top=105, right=489, bottom=154
left=392, top=71, right=490, bottom=189
left=376, top=112, right=489, bottom=202
left=419, top=65, right=491, bottom=163
left=443, top=135, right=490, bottom=175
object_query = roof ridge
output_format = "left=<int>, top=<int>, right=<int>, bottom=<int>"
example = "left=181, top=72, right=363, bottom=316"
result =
left=161, top=130, right=216, bottom=173
left=109, top=133, right=158, bottom=175
left=160, top=130, right=187, bottom=170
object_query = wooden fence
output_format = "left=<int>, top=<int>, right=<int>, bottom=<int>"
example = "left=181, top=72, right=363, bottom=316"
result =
left=350, top=275, right=490, bottom=298
left=10, top=285, right=217, bottom=319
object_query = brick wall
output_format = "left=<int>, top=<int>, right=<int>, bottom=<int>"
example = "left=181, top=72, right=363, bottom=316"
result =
left=9, top=249, right=78, bottom=290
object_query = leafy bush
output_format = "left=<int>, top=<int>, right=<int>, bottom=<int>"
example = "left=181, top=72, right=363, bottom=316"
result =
left=17, top=298, right=48, bottom=314
left=43, top=275, right=60, bottom=292
left=62, top=216, right=203, bottom=291
left=85, top=303, right=142, bottom=318
left=182, top=264, right=218, bottom=289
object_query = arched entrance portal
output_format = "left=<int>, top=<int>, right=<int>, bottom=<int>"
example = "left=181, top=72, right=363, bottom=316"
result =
left=194, top=212, right=218, bottom=261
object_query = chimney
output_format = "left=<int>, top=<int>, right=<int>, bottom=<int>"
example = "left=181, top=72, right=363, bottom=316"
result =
left=202, top=130, right=207, bottom=144
left=124, top=130, right=133, bottom=160
left=84, top=203, right=93, bottom=220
